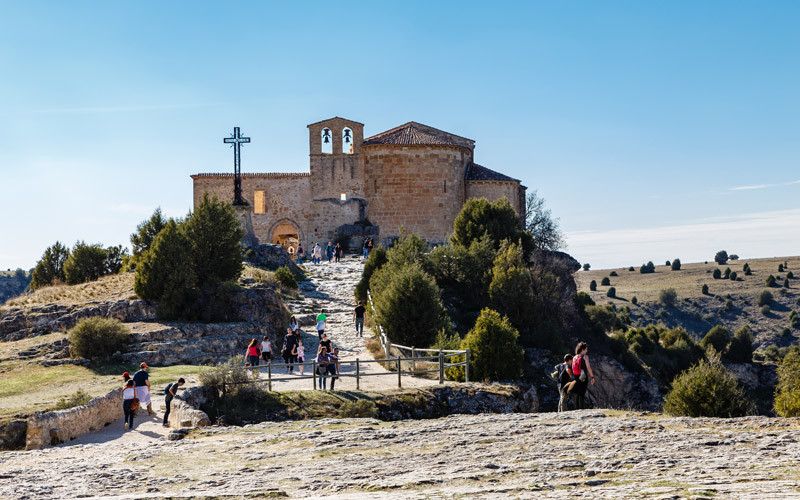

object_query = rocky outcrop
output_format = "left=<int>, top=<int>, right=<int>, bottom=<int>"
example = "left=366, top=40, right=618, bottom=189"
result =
left=166, top=387, right=211, bottom=429
left=0, top=419, right=27, bottom=450
left=244, top=243, right=301, bottom=274
left=25, top=388, right=122, bottom=450
left=0, top=299, right=156, bottom=341
left=588, top=354, right=662, bottom=411
left=727, top=362, right=778, bottom=414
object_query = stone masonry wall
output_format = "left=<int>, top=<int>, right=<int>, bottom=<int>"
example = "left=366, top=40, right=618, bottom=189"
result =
left=466, top=180, right=524, bottom=215
left=362, top=144, right=469, bottom=244
left=26, top=388, right=123, bottom=449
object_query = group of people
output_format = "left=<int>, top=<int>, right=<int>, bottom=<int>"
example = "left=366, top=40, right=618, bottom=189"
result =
left=293, top=241, right=345, bottom=264
left=553, top=341, right=595, bottom=411
left=121, top=362, right=185, bottom=431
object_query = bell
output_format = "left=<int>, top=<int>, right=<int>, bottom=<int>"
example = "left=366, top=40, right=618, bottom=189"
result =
left=344, top=130, right=351, bottom=143
left=323, top=136, right=330, bottom=144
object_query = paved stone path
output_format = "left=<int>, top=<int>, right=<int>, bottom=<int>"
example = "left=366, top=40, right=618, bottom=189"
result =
left=255, top=255, right=438, bottom=391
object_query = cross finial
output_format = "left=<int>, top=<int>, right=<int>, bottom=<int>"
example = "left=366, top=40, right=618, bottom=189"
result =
left=223, top=127, right=251, bottom=205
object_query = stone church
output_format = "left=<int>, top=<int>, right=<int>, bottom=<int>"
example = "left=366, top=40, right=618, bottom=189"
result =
left=192, top=117, right=526, bottom=251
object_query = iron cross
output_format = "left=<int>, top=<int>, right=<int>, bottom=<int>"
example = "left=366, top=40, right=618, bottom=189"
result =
left=224, top=126, right=251, bottom=205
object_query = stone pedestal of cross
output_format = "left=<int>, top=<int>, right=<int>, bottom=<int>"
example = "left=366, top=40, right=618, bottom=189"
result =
left=223, top=126, right=251, bottom=205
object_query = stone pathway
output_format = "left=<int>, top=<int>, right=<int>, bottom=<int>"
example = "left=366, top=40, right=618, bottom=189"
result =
left=254, top=255, right=438, bottom=391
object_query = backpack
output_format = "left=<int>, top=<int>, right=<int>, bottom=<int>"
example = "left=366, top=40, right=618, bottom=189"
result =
left=572, top=355, right=584, bottom=377
left=165, top=383, right=175, bottom=396
left=557, top=364, right=572, bottom=387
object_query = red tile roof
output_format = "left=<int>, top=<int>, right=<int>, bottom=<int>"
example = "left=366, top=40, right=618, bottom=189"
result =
left=362, top=122, right=475, bottom=149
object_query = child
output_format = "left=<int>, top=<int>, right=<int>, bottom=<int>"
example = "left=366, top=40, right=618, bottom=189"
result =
left=553, top=354, right=574, bottom=412
left=296, top=340, right=305, bottom=375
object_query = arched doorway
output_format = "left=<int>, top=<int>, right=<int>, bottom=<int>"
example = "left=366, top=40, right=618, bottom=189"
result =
left=270, top=219, right=302, bottom=253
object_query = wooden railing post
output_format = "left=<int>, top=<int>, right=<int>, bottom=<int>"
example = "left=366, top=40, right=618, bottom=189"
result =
left=313, top=360, right=317, bottom=390
left=397, top=357, right=402, bottom=388
left=268, top=364, right=272, bottom=391
left=465, top=349, right=470, bottom=383
left=438, top=349, right=444, bottom=384
left=356, top=358, right=360, bottom=391
left=411, top=346, right=416, bottom=373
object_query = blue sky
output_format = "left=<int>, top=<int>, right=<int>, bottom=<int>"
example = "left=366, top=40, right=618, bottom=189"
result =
left=1, top=1, right=798, bottom=270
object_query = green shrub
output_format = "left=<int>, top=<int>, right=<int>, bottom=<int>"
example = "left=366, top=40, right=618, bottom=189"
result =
left=730, top=254, right=739, bottom=261
left=339, top=399, right=378, bottom=418
left=791, top=314, right=800, bottom=330
left=460, top=308, right=523, bottom=381
left=200, top=355, right=250, bottom=399
left=724, top=298, right=734, bottom=311
left=129, top=208, right=169, bottom=269
left=779, top=264, right=784, bottom=272
left=631, top=296, right=638, bottom=305
left=52, top=389, right=92, bottom=410
left=781, top=328, right=792, bottom=337
left=726, top=325, right=754, bottom=363
left=606, top=287, right=616, bottom=298
left=601, top=277, right=611, bottom=286
left=774, top=346, right=800, bottom=417
left=714, top=250, right=728, bottom=265
left=640, top=261, right=655, bottom=274
left=712, top=269, right=721, bottom=279
left=372, top=264, right=448, bottom=347
left=788, top=271, right=795, bottom=279
left=452, top=197, right=532, bottom=257
left=766, top=275, right=777, bottom=287
left=743, top=263, right=752, bottom=275
left=63, top=242, right=112, bottom=285
left=784, top=279, right=790, bottom=288
left=702, top=284, right=709, bottom=295
left=671, top=259, right=681, bottom=271
left=589, top=280, right=597, bottom=291
left=609, top=271, right=618, bottom=277
left=723, top=267, right=731, bottom=279
left=664, top=352, right=753, bottom=417
left=757, top=290, right=773, bottom=306
left=700, top=325, right=730, bottom=353
left=355, top=246, right=388, bottom=303
left=274, top=266, right=297, bottom=289
left=625, top=328, right=656, bottom=355
left=765, top=345, right=780, bottom=362
left=628, top=266, right=635, bottom=271
left=583, top=263, right=591, bottom=271
left=68, top=317, right=130, bottom=361
left=659, top=288, right=677, bottom=307
left=729, top=271, right=737, bottom=281
left=30, top=241, right=70, bottom=290
left=488, top=242, right=533, bottom=333
left=665, top=260, right=671, bottom=267
left=184, top=194, right=244, bottom=290
left=761, top=305, right=771, bottom=315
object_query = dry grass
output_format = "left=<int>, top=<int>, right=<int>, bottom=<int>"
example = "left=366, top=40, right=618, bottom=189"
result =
left=6, top=272, right=137, bottom=308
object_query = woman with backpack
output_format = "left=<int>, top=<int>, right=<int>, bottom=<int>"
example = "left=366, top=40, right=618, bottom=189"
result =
left=566, top=341, right=595, bottom=410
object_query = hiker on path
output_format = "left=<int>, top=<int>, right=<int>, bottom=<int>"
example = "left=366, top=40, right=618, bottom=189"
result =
left=553, top=354, right=574, bottom=412
left=162, top=377, right=185, bottom=427
left=326, top=242, right=333, bottom=262
left=290, top=315, right=299, bottom=335
left=297, top=244, right=304, bottom=263
left=296, top=340, right=306, bottom=375
left=245, top=338, right=261, bottom=367
left=314, top=243, right=323, bottom=265
left=261, top=336, right=273, bottom=364
left=362, top=238, right=369, bottom=259
left=353, top=301, right=366, bottom=337
left=282, top=327, right=298, bottom=373
left=122, top=379, right=137, bottom=431
left=319, top=333, right=333, bottom=354
left=316, top=309, right=327, bottom=339
left=316, top=346, right=331, bottom=390
left=334, top=243, right=342, bottom=263
left=367, top=237, right=374, bottom=256
left=327, top=348, right=340, bottom=391
left=566, top=342, right=595, bottom=410
left=132, top=362, right=153, bottom=415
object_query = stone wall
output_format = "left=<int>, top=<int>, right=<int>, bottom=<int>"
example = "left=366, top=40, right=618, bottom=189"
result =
left=362, top=144, right=470, bottom=244
left=466, top=180, right=524, bottom=215
left=25, top=388, right=123, bottom=450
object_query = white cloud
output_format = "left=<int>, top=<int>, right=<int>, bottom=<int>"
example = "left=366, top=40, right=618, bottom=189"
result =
left=567, top=208, right=800, bottom=269
left=731, top=184, right=773, bottom=191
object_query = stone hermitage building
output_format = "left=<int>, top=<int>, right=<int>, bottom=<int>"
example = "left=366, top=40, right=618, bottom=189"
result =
left=192, top=117, right=526, bottom=250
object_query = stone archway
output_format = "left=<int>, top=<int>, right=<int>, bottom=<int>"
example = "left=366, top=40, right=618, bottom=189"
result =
left=269, top=218, right=303, bottom=253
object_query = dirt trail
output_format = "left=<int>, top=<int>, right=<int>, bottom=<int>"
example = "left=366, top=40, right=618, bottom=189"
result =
left=256, top=255, right=438, bottom=391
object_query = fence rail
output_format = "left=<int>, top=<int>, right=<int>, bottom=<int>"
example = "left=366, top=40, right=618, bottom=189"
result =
left=366, top=290, right=469, bottom=384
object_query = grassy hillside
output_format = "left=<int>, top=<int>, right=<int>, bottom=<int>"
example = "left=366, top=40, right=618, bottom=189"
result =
left=576, top=256, right=800, bottom=349
left=0, top=270, right=32, bottom=305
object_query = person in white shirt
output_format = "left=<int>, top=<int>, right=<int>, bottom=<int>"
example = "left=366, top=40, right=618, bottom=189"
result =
left=260, top=336, right=273, bottom=364
left=122, top=380, right=137, bottom=431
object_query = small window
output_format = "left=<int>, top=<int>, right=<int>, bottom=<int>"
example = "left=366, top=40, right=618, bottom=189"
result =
left=444, top=180, right=447, bottom=193
left=254, top=190, right=266, bottom=214
left=340, top=192, right=347, bottom=201
left=321, top=128, right=332, bottom=154
left=342, top=127, right=353, bottom=154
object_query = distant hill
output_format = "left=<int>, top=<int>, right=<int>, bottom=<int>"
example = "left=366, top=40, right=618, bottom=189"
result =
left=0, top=270, right=31, bottom=304
left=575, top=256, right=800, bottom=351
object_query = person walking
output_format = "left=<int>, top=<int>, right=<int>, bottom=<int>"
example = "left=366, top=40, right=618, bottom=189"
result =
left=367, top=237, right=374, bottom=256
left=289, top=316, right=299, bottom=335
left=122, top=379, right=137, bottom=431
left=334, top=243, right=342, bottom=263
left=326, top=242, right=333, bottom=263
left=327, top=348, right=340, bottom=391
left=296, top=340, right=306, bottom=375
left=566, top=342, right=595, bottom=410
left=319, top=333, right=333, bottom=354
left=362, top=238, right=369, bottom=259
left=553, top=354, right=574, bottom=412
left=162, top=377, right=185, bottom=427
left=297, top=244, right=304, bottom=263
left=245, top=339, right=260, bottom=367
left=261, top=336, right=273, bottom=364
left=316, top=309, right=327, bottom=339
left=314, top=243, right=322, bottom=265
left=132, top=362, right=153, bottom=415
left=122, top=371, right=131, bottom=383
left=316, top=346, right=330, bottom=390
left=282, top=327, right=298, bottom=373
left=353, top=301, right=366, bottom=337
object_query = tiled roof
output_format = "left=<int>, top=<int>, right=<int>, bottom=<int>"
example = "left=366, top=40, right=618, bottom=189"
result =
left=362, top=122, right=475, bottom=149
left=465, top=163, right=519, bottom=183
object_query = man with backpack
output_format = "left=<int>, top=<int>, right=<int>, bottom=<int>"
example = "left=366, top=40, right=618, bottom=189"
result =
left=552, top=354, right=574, bottom=412
left=162, top=378, right=185, bottom=427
